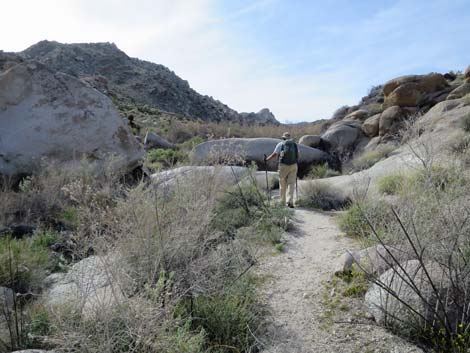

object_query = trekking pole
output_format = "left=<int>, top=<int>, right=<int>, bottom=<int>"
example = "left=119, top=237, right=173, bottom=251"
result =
left=264, top=154, right=271, bottom=200
left=296, top=174, right=299, bottom=203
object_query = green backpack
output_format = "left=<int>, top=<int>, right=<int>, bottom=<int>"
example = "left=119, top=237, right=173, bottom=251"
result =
left=280, top=140, right=298, bottom=165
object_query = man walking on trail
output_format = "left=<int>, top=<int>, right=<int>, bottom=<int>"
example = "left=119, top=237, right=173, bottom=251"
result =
left=265, top=132, right=299, bottom=208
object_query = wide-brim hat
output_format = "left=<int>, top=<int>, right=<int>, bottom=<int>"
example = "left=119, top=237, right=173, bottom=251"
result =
left=281, top=132, right=291, bottom=139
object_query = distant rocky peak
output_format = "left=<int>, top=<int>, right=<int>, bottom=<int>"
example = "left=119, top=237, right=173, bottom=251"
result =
left=240, top=108, right=278, bottom=125
left=17, top=40, right=279, bottom=124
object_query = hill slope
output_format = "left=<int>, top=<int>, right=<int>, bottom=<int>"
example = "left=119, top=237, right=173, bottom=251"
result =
left=20, top=40, right=278, bottom=124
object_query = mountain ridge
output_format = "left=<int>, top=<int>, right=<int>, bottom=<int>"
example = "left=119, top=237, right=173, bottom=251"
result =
left=19, top=40, right=279, bottom=125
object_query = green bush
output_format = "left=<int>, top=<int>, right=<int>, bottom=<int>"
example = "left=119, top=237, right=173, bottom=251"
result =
left=460, top=113, right=470, bottom=133
left=146, top=148, right=185, bottom=168
left=0, top=235, right=52, bottom=293
left=178, top=136, right=205, bottom=151
left=190, top=279, right=262, bottom=353
left=22, top=303, right=54, bottom=348
left=377, top=174, right=405, bottom=195
left=31, top=230, right=60, bottom=250
left=298, top=182, right=350, bottom=210
left=338, top=200, right=390, bottom=238
left=307, top=163, right=341, bottom=179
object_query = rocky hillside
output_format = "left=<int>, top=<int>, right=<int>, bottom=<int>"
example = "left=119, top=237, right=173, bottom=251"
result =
left=304, top=68, right=470, bottom=165
left=19, top=40, right=279, bottom=124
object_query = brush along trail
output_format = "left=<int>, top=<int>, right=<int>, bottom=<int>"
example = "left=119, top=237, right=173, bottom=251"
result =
left=258, top=208, right=423, bottom=353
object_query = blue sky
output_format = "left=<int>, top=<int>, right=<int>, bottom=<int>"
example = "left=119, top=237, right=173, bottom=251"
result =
left=1, top=0, right=469, bottom=122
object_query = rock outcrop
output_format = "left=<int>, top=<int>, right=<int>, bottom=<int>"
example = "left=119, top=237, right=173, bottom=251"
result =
left=190, top=138, right=330, bottom=173
left=151, top=166, right=248, bottom=190
left=335, top=245, right=414, bottom=276
left=365, top=260, right=458, bottom=330
left=0, top=57, right=144, bottom=181
left=43, top=255, right=124, bottom=317
left=465, top=66, right=470, bottom=81
left=144, top=131, right=175, bottom=150
left=321, top=121, right=363, bottom=150
left=383, top=73, right=448, bottom=108
left=20, top=41, right=279, bottom=124
left=447, top=82, right=470, bottom=100
left=362, top=114, right=381, bottom=137
left=240, top=108, right=279, bottom=125
left=378, top=106, right=405, bottom=136
left=299, top=135, right=321, bottom=148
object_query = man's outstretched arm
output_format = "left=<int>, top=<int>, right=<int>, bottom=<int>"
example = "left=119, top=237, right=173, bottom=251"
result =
left=265, top=152, right=278, bottom=162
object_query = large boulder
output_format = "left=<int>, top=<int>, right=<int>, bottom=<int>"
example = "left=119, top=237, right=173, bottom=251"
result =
left=151, top=166, right=247, bottom=190
left=343, top=109, right=369, bottom=122
left=190, top=138, right=330, bottom=173
left=299, top=135, right=321, bottom=148
left=143, top=131, right=175, bottom=150
left=379, top=106, right=404, bottom=136
left=419, top=96, right=470, bottom=132
left=0, top=59, right=144, bottom=182
left=365, top=260, right=458, bottom=330
left=44, top=255, right=124, bottom=317
left=321, top=121, right=362, bottom=150
left=362, top=114, right=381, bottom=137
left=383, top=73, right=448, bottom=108
left=331, top=105, right=349, bottom=120
left=447, top=81, right=470, bottom=100
left=335, top=245, right=413, bottom=276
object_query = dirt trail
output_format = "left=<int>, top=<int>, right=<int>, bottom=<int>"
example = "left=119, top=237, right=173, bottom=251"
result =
left=258, top=208, right=423, bottom=353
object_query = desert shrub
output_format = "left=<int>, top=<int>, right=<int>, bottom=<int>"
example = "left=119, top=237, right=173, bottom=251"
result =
left=353, top=161, right=470, bottom=352
left=41, top=169, right=266, bottom=353
left=298, top=181, right=350, bottom=210
left=254, top=204, right=293, bottom=248
left=211, top=177, right=292, bottom=250
left=178, top=136, right=205, bottom=151
left=307, top=163, right=341, bottom=179
left=0, top=235, right=52, bottom=294
left=351, top=145, right=396, bottom=171
left=341, top=266, right=368, bottom=298
left=404, top=165, right=461, bottom=192
left=20, top=303, right=54, bottom=349
left=0, top=160, right=123, bottom=236
left=146, top=148, right=186, bottom=170
left=338, top=200, right=391, bottom=239
left=460, top=113, right=470, bottom=133
left=190, top=279, right=262, bottom=353
left=270, top=175, right=280, bottom=190
left=377, top=174, right=405, bottom=195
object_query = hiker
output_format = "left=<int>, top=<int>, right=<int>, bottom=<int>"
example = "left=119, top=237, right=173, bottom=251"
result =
left=265, top=132, right=299, bottom=208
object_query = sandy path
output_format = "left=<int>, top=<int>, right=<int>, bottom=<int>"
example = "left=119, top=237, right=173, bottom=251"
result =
left=258, top=208, right=424, bottom=353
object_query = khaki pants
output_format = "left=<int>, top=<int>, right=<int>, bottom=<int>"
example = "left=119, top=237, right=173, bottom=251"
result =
left=279, top=163, right=298, bottom=205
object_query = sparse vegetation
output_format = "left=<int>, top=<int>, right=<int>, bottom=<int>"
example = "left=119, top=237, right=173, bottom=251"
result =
left=0, top=162, right=289, bottom=352
left=145, top=148, right=186, bottom=171
left=460, top=113, right=470, bottom=133
left=377, top=174, right=405, bottom=195
left=298, top=181, right=350, bottom=210
left=350, top=145, right=396, bottom=172
left=306, top=163, right=341, bottom=179
left=338, top=200, right=391, bottom=239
